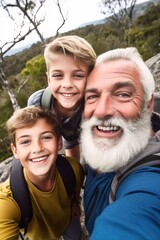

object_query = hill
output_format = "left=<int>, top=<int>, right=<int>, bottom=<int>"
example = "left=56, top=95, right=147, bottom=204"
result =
left=6, top=0, right=158, bottom=56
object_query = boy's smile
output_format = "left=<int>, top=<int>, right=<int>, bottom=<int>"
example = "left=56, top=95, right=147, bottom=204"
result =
left=30, top=155, right=49, bottom=163
left=11, top=118, right=62, bottom=184
left=47, top=53, right=88, bottom=116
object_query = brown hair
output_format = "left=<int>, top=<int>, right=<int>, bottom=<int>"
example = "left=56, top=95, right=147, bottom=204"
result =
left=44, top=35, right=96, bottom=73
left=6, top=106, right=62, bottom=146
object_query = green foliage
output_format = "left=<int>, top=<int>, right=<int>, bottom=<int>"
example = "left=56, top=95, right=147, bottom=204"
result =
left=21, top=54, right=47, bottom=92
left=1, top=42, right=44, bottom=79
left=0, top=123, right=12, bottom=163
left=0, top=98, right=13, bottom=125
left=124, top=27, right=152, bottom=59
left=136, top=2, right=160, bottom=26
left=0, top=100, right=14, bottom=162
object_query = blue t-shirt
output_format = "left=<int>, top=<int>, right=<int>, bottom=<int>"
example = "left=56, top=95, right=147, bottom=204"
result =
left=84, top=165, right=160, bottom=239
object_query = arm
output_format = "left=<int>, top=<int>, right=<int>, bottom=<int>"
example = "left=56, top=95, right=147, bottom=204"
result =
left=91, top=167, right=160, bottom=240
left=91, top=192, right=160, bottom=240
left=0, top=180, right=20, bottom=240
left=65, top=157, right=85, bottom=218
left=65, top=145, right=80, bottom=161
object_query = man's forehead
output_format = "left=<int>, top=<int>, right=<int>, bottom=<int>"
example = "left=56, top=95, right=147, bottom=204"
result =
left=94, top=59, right=138, bottom=73
left=87, top=60, right=140, bottom=86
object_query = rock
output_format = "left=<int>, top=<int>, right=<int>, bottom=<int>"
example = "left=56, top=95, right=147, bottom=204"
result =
left=0, top=157, right=13, bottom=184
left=146, top=53, right=160, bottom=93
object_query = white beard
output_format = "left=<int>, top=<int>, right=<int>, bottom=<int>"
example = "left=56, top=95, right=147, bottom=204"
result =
left=80, top=109, right=152, bottom=173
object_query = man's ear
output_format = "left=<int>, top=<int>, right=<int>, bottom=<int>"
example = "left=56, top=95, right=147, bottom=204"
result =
left=147, top=94, right=154, bottom=112
left=58, top=137, right=63, bottom=151
left=11, top=143, right=19, bottom=159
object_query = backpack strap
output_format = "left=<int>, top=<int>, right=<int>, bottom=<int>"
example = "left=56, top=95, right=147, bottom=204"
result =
left=10, top=160, right=32, bottom=235
left=10, top=155, right=76, bottom=236
left=109, top=154, right=160, bottom=204
left=56, top=154, right=76, bottom=196
left=40, top=86, right=53, bottom=109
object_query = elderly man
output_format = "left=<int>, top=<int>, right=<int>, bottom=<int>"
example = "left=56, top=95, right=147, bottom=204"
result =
left=80, top=47, right=160, bottom=239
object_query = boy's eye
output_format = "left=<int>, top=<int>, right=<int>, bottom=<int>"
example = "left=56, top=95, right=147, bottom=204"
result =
left=41, top=134, right=54, bottom=141
left=74, top=73, right=85, bottom=79
left=85, top=94, right=99, bottom=103
left=52, top=73, right=63, bottom=79
left=19, top=139, right=31, bottom=145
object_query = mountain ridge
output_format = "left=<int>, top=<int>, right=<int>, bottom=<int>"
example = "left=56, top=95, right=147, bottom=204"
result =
left=7, top=0, right=158, bottom=56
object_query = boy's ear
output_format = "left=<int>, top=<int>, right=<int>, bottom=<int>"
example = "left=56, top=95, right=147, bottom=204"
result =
left=46, top=72, right=50, bottom=84
left=58, top=137, right=63, bottom=151
left=11, top=143, right=19, bottom=159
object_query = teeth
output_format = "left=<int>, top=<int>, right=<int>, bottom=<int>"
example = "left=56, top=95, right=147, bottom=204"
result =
left=62, top=93, right=74, bottom=97
left=97, top=125, right=120, bottom=131
left=32, top=156, right=47, bottom=162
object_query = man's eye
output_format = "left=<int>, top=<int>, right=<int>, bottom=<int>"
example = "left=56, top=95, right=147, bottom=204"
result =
left=85, top=94, right=98, bottom=102
left=115, top=92, right=131, bottom=98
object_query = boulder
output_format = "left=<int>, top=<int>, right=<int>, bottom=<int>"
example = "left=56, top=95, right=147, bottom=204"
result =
left=0, top=157, right=13, bottom=183
left=146, top=53, right=160, bottom=93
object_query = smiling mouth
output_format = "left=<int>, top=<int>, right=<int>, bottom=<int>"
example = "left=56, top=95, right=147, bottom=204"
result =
left=97, top=125, right=120, bottom=132
left=31, top=155, right=48, bottom=163
left=61, top=93, right=76, bottom=98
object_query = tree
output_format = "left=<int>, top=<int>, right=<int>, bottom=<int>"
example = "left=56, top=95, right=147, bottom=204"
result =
left=0, top=0, right=46, bottom=110
left=0, top=0, right=46, bottom=57
left=54, top=0, right=68, bottom=37
left=21, top=54, right=47, bottom=91
left=99, top=0, right=137, bottom=37
left=0, top=0, right=67, bottom=110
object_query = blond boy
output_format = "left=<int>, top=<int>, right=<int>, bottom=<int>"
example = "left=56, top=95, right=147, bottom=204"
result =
left=28, top=35, right=96, bottom=160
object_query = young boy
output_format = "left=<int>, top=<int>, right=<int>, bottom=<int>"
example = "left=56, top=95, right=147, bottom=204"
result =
left=28, top=35, right=96, bottom=160
left=0, top=106, right=84, bottom=240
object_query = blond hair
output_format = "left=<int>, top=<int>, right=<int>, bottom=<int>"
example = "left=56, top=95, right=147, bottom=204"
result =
left=44, top=35, right=96, bottom=73
left=6, top=106, right=62, bottom=146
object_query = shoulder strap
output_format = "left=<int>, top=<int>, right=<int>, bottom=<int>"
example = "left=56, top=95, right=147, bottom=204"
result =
left=10, top=160, right=32, bottom=235
left=10, top=155, right=76, bottom=236
left=56, top=155, right=76, bottom=196
left=40, top=86, right=53, bottom=109
left=109, top=154, right=160, bottom=204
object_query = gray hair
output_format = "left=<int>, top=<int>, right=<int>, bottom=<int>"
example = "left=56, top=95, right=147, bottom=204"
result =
left=96, top=47, right=155, bottom=101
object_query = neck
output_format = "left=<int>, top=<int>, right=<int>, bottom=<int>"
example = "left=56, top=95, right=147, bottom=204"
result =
left=35, top=177, right=55, bottom=192
left=26, top=168, right=56, bottom=192
left=54, top=101, right=75, bottom=118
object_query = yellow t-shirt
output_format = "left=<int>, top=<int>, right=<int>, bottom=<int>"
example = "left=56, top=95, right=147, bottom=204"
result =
left=0, top=157, right=84, bottom=240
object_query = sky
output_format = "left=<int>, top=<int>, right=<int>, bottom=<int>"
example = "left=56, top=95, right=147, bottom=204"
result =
left=0, top=0, right=149, bottom=51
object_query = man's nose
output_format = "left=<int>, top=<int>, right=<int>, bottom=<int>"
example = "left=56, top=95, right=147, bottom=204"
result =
left=94, top=94, right=116, bottom=119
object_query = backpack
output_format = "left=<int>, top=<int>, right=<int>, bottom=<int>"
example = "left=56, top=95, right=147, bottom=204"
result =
left=40, top=86, right=53, bottom=109
left=153, top=93, right=160, bottom=114
left=10, top=154, right=76, bottom=238
left=109, top=154, right=160, bottom=204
